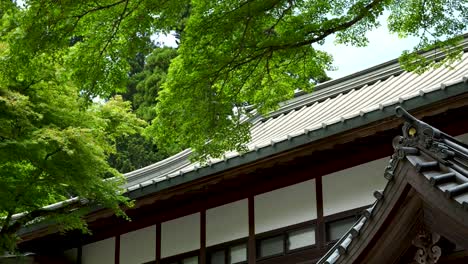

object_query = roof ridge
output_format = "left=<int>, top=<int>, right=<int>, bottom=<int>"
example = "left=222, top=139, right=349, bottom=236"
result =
left=124, top=148, right=192, bottom=183
left=262, top=35, right=468, bottom=121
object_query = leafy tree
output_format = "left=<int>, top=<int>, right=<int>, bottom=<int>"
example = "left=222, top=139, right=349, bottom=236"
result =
left=9, top=0, right=466, bottom=160
left=108, top=134, right=168, bottom=173
left=108, top=47, right=177, bottom=173
left=151, top=0, right=468, bottom=159
left=125, top=47, right=178, bottom=122
left=0, top=90, right=144, bottom=252
left=1, top=0, right=466, bottom=250
left=0, top=4, right=145, bottom=252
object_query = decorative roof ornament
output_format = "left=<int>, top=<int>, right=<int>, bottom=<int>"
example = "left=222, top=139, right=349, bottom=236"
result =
left=317, top=106, right=468, bottom=264
left=413, top=229, right=442, bottom=264
left=395, top=107, right=460, bottom=163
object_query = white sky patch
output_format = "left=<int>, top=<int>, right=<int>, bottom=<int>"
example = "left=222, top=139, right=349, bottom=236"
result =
left=14, top=0, right=26, bottom=8
left=92, top=95, right=106, bottom=104
left=320, top=28, right=419, bottom=79
left=318, top=13, right=420, bottom=79
left=151, top=31, right=179, bottom=48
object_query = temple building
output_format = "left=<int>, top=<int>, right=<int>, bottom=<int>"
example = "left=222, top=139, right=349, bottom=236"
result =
left=317, top=107, right=468, bottom=264
left=13, top=38, right=468, bottom=264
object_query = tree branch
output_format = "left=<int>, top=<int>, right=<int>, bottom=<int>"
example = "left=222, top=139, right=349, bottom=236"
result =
left=264, top=0, right=387, bottom=50
left=45, top=148, right=63, bottom=161
left=266, top=0, right=294, bottom=33
left=204, top=0, right=387, bottom=88
left=99, top=0, right=130, bottom=57
left=72, top=0, right=127, bottom=20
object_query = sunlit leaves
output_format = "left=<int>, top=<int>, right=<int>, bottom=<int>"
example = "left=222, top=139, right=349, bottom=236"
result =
left=6, top=0, right=467, bottom=161
left=0, top=43, right=144, bottom=251
left=0, top=0, right=466, bottom=250
left=152, top=0, right=466, bottom=159
left=152, top=0, right=387, bottom=159
left=388, top=0, right=467, bottom=71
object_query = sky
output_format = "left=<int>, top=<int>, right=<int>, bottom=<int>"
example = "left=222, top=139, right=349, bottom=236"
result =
left=319, top=24, right=420, bottom=79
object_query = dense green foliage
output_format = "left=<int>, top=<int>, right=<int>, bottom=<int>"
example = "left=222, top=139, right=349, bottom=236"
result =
left=108, top=47, right=177, bottom=173
left=4, top=0, right=467, bottom=160
left=152, top=0, right=467, bottom=159
left=124, top=47, right=178, bottom=122
left=1, top=0, right=467, bottom=250
left=0, top=3, right=145, bottom=251
left=108, top=134, right=168, bottom=173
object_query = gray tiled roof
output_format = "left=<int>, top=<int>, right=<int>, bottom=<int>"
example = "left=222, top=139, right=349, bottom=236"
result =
left=397, top=107, right=468, bottom=208
left=13, top=39, right=468, bottom=233
left=124, top=48, right=468, bottom=195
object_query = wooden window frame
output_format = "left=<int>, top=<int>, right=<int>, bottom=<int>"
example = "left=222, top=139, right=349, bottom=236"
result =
left=255, top=220, right=318, bottom=262
left=252, top=206, right=371, bottom=263
left=76, top=204, right=371, bottom=264
left=323, top=205, right=369, bottom=245
left=146, top=249, right=200, bottom=264
left=206, top=237, right=249, bottom=264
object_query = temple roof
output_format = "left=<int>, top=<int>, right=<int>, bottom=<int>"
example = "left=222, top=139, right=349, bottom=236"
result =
left=13, top=37, right=468, bottom=238
left=317, top=107, right=468, bottom=264
left=123, top=40, right=468, bottom=200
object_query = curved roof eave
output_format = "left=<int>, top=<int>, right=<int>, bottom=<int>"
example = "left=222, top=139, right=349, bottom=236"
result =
left=124, top=38, right=468, bottom=197
left=126, top=79, right=468, bottom=200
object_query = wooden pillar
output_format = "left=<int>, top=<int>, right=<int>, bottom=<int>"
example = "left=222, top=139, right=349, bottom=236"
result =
left=315, top=176, right=326, bottom=248
left=200, top=210, right=207, bottom=264
left=77, top=245, right=82, bottom=264
left=115, top=235, right=120, bottom=264
left=156, top=223, right=161, bottom=264
left=248, top=196, right=256, bottom=264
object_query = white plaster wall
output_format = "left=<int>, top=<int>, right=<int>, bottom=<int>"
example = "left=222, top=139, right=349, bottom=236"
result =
left=255, top=179, right=317, bottom=234
left=456, top=133, right=468, bottom=143
left=82, top=237, right=115, bottom=264
left=120, top=225, right=156, bottom=264
left=206, top=199, right=248, bottom=246
left=288, top=227, right=316, bottom=249
left=63, top=248, right=77, bottom=263
left=161, top=213, right=200, bottom=258
left=322, top=157, right=388, bottom=216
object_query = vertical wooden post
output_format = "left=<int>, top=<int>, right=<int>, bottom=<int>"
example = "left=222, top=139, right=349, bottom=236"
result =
left=156, top=223, right=161, bottom=264
left=315, top=176, right=326, bottom=248
left=248, top=196, right=256, bottom=264
left=77, top=245, right=82, bottom=264
left=115, top=235, right=120, bottom=264
left=200, top=210, right=207, bottom=264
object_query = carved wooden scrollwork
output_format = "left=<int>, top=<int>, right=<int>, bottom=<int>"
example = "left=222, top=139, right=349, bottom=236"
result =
left=394, top=107, right=457, bottom=163
left=413, top=230, right=442, bottom=264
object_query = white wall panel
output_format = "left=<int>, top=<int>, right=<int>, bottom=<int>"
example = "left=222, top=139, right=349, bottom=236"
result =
left=82, top=237, right=115, bottom=264
left=162, top=213, right=200, bottom=258
left=206, top=199, right=248, bottom=246
left=120, top=225, right=156, bottom=264
left=322, top=157, right=388, bottom=216
left=456, top=133, right=468, bottom=143
left=255, top=179, right=316, bottom=234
